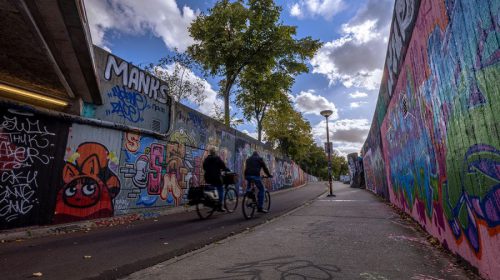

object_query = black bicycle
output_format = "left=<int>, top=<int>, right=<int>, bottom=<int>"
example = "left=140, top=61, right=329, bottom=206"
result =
left=188, top=172, right=239, bottom=219
left=242, top=176, right=271, bottom=219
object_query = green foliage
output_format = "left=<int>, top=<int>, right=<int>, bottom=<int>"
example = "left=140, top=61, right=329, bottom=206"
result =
left=236, top=67, right=292, bottom=141
left=331, top=152, right=348, bottom=179
left=263, top=102, right=348, bottom=180
left=263, top=102, right=314, bottom=161
left=297, top=144, right=328, bottom=180
left=188, top=0, right=321, bottom=126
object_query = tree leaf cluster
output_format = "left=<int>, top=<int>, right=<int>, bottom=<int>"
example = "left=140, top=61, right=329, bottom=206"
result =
left=187, top=0, right=321, bottom=126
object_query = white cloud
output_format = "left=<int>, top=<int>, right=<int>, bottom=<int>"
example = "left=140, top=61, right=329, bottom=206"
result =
left=290, top=3, right=302, bottom=17
left=342, top=20, right=380, bottom=43
left=293, top=90, right=338, bottom=118
left=242, top=129, right=259, bottom=140
left=350, top=101, right=367, bottom=108
left=289, top=0, right=345, bottom=20
left=198, top=81, right=222, bottom=117
left=310, top=0, right=394, bottom=90
left=84, top=0, right=198, bottom=52
left=152, top=64, right=222, bottom=117
left=349, top=91, right=368, bottom=98
left=312, top=119, right=369, bottom=155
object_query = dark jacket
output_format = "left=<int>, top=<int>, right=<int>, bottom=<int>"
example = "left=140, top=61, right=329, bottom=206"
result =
left=244, top=154, right=271, bottom=177
left=203, top=154, right=229, bottom=185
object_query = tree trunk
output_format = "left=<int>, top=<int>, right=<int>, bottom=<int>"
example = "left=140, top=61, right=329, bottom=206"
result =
left=223, top=74, right=232, bottom=126
left=224, top=92, right=230, bottom=126
left=257, top=120, right=262, bottom=142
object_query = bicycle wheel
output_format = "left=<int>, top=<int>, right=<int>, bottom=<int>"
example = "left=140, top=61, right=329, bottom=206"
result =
left=242, top=192, right=256, bottom=219
left=224, top=186, right=238, bottom=213
left=196, top=199, right=214, bottom=219
left=263, top=191, right=271, bottom=211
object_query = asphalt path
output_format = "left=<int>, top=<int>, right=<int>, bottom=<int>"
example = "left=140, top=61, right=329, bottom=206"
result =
left=0, top=182, right=327, bottom=280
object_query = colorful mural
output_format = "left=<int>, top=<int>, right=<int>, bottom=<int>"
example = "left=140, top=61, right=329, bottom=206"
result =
left=0, top=102, right=314, bottom=230
left=363, top=0, right=499, bottom=278
left=54, top=142, right=120, bottom=223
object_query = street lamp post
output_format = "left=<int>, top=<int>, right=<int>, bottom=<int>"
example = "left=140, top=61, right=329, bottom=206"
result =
left=320, top=110, right=336, bottom=197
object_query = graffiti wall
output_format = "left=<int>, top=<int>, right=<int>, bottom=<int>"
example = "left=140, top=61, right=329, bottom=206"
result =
left=55, top=124, right=122, bottom=223
left=0, top=108, right=69, bottom=229
left=0, top=100, right=314, bottom=229
left=84, top=46, right=172, bottom=134
left=347, top=153, right=364, bottom=188
left=362, top=0, right=499, bottom=278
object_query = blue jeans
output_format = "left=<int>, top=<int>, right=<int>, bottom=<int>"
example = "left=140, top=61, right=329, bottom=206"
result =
left=213, top=184, right=224, bottom=205
left=245, top=176, right=265, bottom=209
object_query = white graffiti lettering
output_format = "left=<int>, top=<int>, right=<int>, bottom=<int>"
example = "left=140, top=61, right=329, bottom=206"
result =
left=0, top=111, right=54, bottom=224
left=0, top=138, right=51, bottom=168
left=0, top=172, right=36, bottom=222
left=103, top=53, right=170, bottom=105
left=0, top=115, right=55, bottom=136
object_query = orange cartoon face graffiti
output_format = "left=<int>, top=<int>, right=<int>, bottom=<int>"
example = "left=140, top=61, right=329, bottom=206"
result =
left=54, top=142, right=120, bottom=224
left=63, top=177, right=101, bottom=208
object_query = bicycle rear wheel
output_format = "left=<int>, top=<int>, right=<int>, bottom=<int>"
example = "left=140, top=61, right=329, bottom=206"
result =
left=242, top=192, right=256, bottom=219
left=224, top=187, right=238, bottom=213
left=263, top=191, right=271, bottom=211
left=196, top=200, right=214, bottom=219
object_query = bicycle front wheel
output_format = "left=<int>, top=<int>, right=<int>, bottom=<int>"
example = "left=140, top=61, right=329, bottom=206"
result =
left=263, top=191, right=271, bottom=211
left=242, top=192, right=256, bottom=219
left=196, top=200, right=214, bottom=219
left=224, top=187, right=238, bottom=213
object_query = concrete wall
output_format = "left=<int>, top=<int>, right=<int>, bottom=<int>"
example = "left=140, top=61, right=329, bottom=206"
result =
left=0, top=101, right=314, bottom=229
left=347, top=153, right=364, bottom=188
left=362, top=0, right=499, bottom=278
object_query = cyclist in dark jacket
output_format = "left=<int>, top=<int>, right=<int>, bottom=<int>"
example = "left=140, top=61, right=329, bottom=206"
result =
left=203, top=148, right=229, bottom=211
left=244, top=151, right=272, bottom=213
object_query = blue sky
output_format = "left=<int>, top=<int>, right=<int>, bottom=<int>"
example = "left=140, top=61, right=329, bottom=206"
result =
left=84, top=0, right=395, bottom=156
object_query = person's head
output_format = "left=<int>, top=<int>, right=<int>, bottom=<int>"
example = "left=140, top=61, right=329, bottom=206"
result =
left=209, top=147, right=217, bottom=156
left=252, top=151, right=259, bottom=157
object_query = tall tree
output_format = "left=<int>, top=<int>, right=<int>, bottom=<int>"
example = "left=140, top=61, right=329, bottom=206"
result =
left=146, top=50, right=206, bottom=105
left=297, top=144, right=329, bottom=180
left=236, top=68, right=291, bottom=141
left=263, top=102, right=314, bottom=161
left=188, top=0, right=321, bottom=126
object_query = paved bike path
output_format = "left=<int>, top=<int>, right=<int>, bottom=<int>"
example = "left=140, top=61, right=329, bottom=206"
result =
left=0, top=182, right=327, bottom=280
left=124, top=182, right=479, bottom=280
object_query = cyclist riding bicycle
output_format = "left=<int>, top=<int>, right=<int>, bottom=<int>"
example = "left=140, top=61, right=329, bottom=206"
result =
left=203, top=147, right=230, bottom=212
left=244, top=151, right=272, bottom=213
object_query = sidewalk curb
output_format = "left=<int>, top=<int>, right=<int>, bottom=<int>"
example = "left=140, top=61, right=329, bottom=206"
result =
left=0, top=182, right=315, bottom=243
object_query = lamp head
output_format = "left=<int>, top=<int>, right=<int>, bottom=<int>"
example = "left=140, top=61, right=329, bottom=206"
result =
left=320, top=110, right=333, bottom=118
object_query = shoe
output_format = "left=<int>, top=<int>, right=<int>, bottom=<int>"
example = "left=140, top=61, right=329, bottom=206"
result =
left=216, top=207, right=226, bottom=212
left=257, top=208, right=268, bottom=213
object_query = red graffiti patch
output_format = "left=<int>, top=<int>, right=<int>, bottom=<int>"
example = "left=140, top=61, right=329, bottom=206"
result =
left=54, top=142, right=120, bottom=223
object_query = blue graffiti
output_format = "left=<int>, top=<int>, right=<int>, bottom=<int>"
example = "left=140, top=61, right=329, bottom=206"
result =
left=445, top=144, right=500, bottom=253
left=106, top=86, right=150, bottom=123
left=136, top=189, right=158, bottom=206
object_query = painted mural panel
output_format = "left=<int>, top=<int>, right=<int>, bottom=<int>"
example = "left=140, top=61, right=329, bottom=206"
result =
left=365, top=0, right=499, bottom=278
left=55, top=124, right=122, bottom=223
left=117, top=133, right=203, bottom=213
left=86, top=46, right=172, bottom=134
left=0, top=107, right=69, bottom=229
